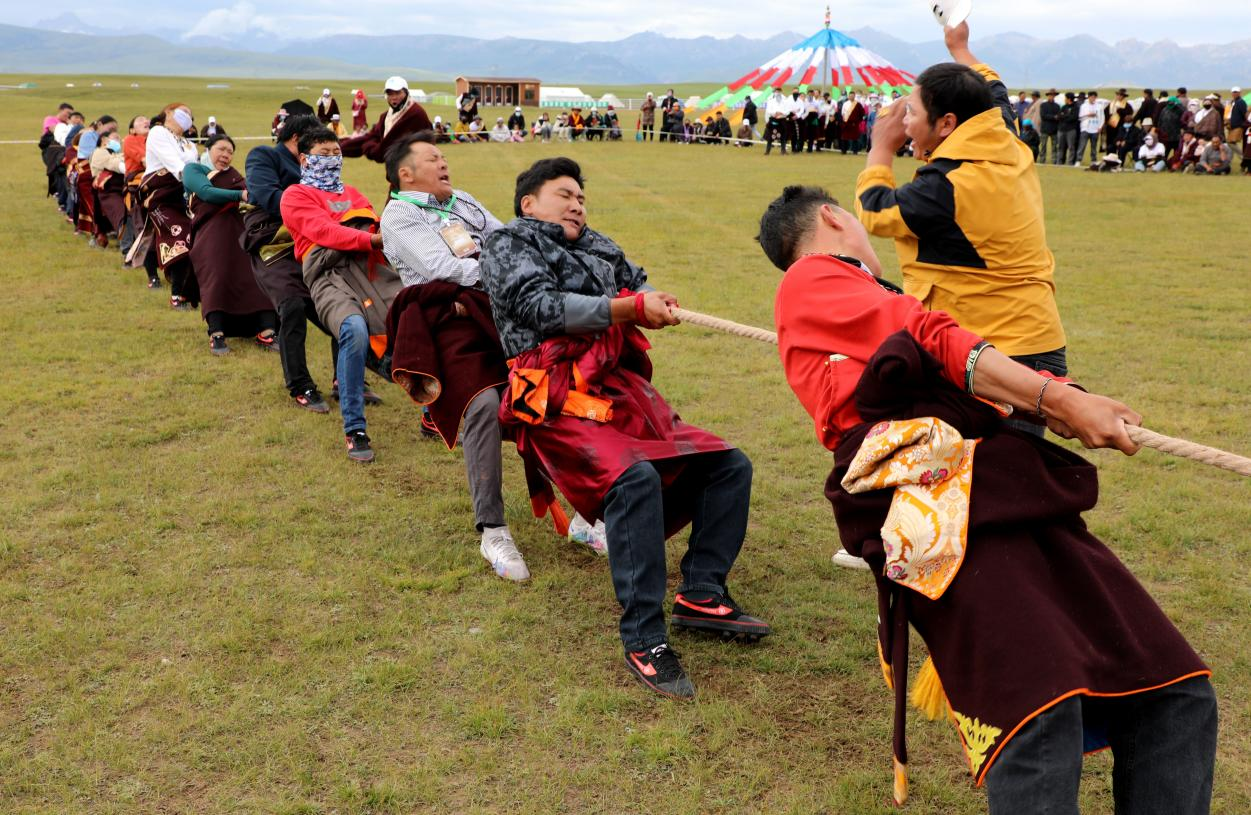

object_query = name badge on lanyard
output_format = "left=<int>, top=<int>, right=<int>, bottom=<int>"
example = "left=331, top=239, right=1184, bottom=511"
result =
left=440, top=221, right=478, bottom=258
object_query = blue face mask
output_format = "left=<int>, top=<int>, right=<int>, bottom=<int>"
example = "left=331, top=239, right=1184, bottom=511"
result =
left=300, top=152, right=344, bottom=193
left=107, top=139, right=121, bottom=153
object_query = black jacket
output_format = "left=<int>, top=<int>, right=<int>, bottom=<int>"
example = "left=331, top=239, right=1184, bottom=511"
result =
left=1058, top=102, right=1079, bottom=132
left=1039, top=101, right=1060, bottom=135
left=742, top=98, right=758, bottom=125
left=245, top=143, right=301, bottom=220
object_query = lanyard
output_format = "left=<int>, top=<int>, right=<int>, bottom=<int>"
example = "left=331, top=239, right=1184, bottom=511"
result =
left=390, top=190, right=457, bottom=221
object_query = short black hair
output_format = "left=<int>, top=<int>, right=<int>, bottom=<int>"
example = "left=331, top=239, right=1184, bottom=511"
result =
left=206, top=133, right=236, bottom=152
left=68, top=110, right=84, bottom=120
left=98, top=115, right=116, bottom=127
left=298, top=126, right=339, bottom=154
left=59, top=102, right=73, bottom=110
left=513, top=157, right=584, bottom=217
left=384, top=130, right=436, bottom=188
left=914, top=62, right=993, bottom=127
left=1177, top=87, right=1187, bottom=94
left=277, top=113, right=320, bottom=145
left=756, top=185, right=839, bottom=272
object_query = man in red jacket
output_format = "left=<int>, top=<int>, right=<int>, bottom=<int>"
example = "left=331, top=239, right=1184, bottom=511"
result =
left=340, top=76, right=433, bottom=163
left=281, top=125, right=403, bottom=462
left=760, top=185, right=1215, bottom=813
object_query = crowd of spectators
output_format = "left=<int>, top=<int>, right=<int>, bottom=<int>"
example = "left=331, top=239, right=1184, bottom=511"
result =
left=1015, top=86, right=1248, bottom=174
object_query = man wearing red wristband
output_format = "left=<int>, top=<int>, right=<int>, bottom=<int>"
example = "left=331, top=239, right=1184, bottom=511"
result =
left=480, top=157, right=771, bottom=699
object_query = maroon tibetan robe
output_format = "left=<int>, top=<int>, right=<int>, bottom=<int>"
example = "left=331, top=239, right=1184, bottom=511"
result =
left=188, top=166, right=275, bottom=322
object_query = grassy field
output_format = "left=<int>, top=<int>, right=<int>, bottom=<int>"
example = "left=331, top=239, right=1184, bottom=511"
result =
left=1, top=75, right=1249, bottom=814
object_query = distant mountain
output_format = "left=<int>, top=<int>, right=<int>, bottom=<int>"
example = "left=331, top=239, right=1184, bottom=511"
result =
left=8, top=21, right=1250, bottom=88
left=0, top=24, right=443, bottom=81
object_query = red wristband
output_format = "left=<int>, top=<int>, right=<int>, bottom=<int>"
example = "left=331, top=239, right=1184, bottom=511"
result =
left=634, top=292, right=648, bottom=326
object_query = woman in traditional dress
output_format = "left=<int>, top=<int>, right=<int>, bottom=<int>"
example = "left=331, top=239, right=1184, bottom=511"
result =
left=71, top=124, right=104, bottom=242
left=89, top=122, right=125, bottom=243
left=350, top=89, right=368, bottom=134
left=141, top=103, right=200, bottom=309
left=183, top=134, right=279, bottom=356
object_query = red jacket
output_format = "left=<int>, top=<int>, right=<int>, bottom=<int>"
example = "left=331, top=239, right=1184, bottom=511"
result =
left=279, top=182, right=377, bottom=261
left=774, top=254, right=982, bottom=450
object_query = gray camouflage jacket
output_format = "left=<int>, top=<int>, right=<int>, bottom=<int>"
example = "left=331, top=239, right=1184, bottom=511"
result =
left=480, top=217, right=650, bottom=357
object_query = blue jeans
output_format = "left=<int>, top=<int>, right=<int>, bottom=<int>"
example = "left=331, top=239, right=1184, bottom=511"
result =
left=603, top=449, right=752, bottom=652
left=337, top=314, right=368, bottom=435
left=1006, top=347, right=1067, bottom=437
left=986, top=676, right=1217, bottom=815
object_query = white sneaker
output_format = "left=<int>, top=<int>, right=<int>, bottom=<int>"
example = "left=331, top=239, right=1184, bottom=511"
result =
left=568, top=512, right=608, bottom=556
left=480, top=526, right=530, bottom=581
left=832, top=549, right=871, bottom=571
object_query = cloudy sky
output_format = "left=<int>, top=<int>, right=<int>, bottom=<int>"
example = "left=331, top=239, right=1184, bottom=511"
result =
left=21, top=0, right=1251, bottom=45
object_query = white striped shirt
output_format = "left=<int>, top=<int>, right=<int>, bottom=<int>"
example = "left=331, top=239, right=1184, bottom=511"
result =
left=380, top=189, right=503, bottom=288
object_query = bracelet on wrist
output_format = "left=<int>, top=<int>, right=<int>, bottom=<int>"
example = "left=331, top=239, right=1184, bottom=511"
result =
left=965, top=341, right=991, bottom=395
left=1034, top=377, right=1053, bottom=418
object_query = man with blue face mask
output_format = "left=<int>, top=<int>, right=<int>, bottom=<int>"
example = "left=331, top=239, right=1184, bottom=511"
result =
left=280, top=126, right=404, bottom=463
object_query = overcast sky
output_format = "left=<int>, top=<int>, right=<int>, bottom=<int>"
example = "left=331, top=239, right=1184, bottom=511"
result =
left=23, top=0, right=1251, bottom=46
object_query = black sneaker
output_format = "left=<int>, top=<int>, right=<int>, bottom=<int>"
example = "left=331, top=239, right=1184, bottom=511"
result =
left=208, top=333, right=229, bottom=356
left=146, top=277, right=162, bottom=289
left=292, top=389, right=330, bottom=414
left=625, top=643, right=695, bottom=699
left=419, top=409, right=440, bottom=440
left=254, top=331, right=280, bottom=352
left=346, top=430, right=375, bottom=463
left=671, top=592, right=772, bottom=642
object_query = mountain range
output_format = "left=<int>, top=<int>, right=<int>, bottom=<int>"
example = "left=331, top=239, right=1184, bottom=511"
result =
left=9, top=14, right=1251, bottom=88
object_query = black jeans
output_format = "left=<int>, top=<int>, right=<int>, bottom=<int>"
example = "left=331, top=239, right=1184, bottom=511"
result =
left=603, top=449, right=752, bottom=652
left=277, top=295, right=337, bottom=397
left=1007, top=347, right=1067, bottom=437
left=986, top=676, right=1217, bottom=815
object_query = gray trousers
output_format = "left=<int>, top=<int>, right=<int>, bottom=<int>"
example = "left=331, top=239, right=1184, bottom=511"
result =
left=1038, top=132, right=1058, bottom=164
left=462, top=386, right=506, bottom=530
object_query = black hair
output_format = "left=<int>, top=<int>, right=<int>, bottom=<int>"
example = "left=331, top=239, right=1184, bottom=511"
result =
left=756, top=185, right=840, bottom=272
left=59, top=102, right=73, bottom=110
left=68, top=110, right=84, bottom=119
left=513, top=157, right=585, bottom=217
left=298, top=126, right=339, bottom=154
left=206, top=133, right=236, bottom=152
left=150, top=111, right=165, bottom=126
left=127, top=115, right=144, bottom=130
left=914, top=62, right=993, bottom=127
left=383, top=130, right=436, bottom=189
left=98, top=115, right=116, bottom=126
left=277, top=113, right=320, bottom=145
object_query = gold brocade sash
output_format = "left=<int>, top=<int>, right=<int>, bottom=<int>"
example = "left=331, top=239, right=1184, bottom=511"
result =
left=841, top=418, right=978, bottom=600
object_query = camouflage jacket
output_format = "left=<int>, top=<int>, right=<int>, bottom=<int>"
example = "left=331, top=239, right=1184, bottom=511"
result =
left=480, top=217, right=649, bottom=357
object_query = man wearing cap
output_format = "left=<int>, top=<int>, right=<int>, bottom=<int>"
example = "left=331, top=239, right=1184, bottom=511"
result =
left=1103, top=89, right=1132, bottom=157
left=1077, top=91, right=1104, bottom=165
left=1228, top=87, right=1246, bottom=160
left=1057, top=92, right=1080, bottom=165
left=203, top=116, right=225, bottom=139
left=340, top=77, right=434, bottom=163
left=317, top=89, right=339, bottom=124
left=507, top=106, right=526, bottom=135
left=1038, top=89, right=1060, bottom=163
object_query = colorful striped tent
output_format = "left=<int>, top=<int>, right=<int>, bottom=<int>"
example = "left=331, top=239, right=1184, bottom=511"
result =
left=691, top=14, right=915, bottom=120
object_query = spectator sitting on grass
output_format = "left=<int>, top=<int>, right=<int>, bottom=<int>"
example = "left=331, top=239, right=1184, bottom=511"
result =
left=735, top=119, right=754, bottom=147
left=490, top=117, right=510, bottom=143
left=1135, top=133, right=1166, bottom=172
left=1019, top=118, right=1040, bottom=160
left=604, top=106, right=622, bottom=140
left=569, top=108, right=586, bottom=140
left=1194, top=134, right=1231, bottom=175
left=1171, top=131, right=1202, bottom=172
left=712, top=110, right=732, bottom=144
left=585, top=110, right=604, bottom=141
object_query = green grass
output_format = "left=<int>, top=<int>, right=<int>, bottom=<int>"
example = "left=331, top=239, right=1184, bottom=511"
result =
left=1, top=76, right=1250, bottom=814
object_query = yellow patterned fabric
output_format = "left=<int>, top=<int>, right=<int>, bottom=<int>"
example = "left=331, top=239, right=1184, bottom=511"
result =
left=840, top=418, right=978, bottom=600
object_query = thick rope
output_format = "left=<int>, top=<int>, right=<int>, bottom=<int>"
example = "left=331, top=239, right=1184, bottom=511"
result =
left=674, top=307, right=1251, bottom=479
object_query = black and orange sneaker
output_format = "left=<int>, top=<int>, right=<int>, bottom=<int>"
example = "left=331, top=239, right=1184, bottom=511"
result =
left=293, top=389, right=330, bottom=414
left=671, top=592, right=772, bottom=642
left=254, top=331, right=279, bottom=352
left=346, top=430, right=375, bottom=463
left=419, top=408, right=440, bottom=440
left=625, top=643, right=695, bottom=700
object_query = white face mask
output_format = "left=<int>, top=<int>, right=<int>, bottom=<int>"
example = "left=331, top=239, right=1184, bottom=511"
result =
left=171, top=108, right=193, bottom=131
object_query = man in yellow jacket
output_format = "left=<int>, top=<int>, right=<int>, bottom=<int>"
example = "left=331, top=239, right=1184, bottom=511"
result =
left=855, top=21, right=1066, bottom=435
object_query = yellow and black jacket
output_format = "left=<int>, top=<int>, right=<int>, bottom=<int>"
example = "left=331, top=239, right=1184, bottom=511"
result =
left=855, top=65, right=1066, bottom=357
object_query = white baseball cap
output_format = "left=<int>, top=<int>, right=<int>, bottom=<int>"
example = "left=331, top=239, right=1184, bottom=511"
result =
left=322, top=88, right=331, bottom=96
left=208, top=115, right=216, bottom=123
left=1233, top=86, right=1242, bottom=93
left=384, top=76, right=408, bottom=92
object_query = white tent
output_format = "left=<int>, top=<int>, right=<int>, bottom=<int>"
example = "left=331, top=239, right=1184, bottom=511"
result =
left=541, top=86, right=595, bottom=107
